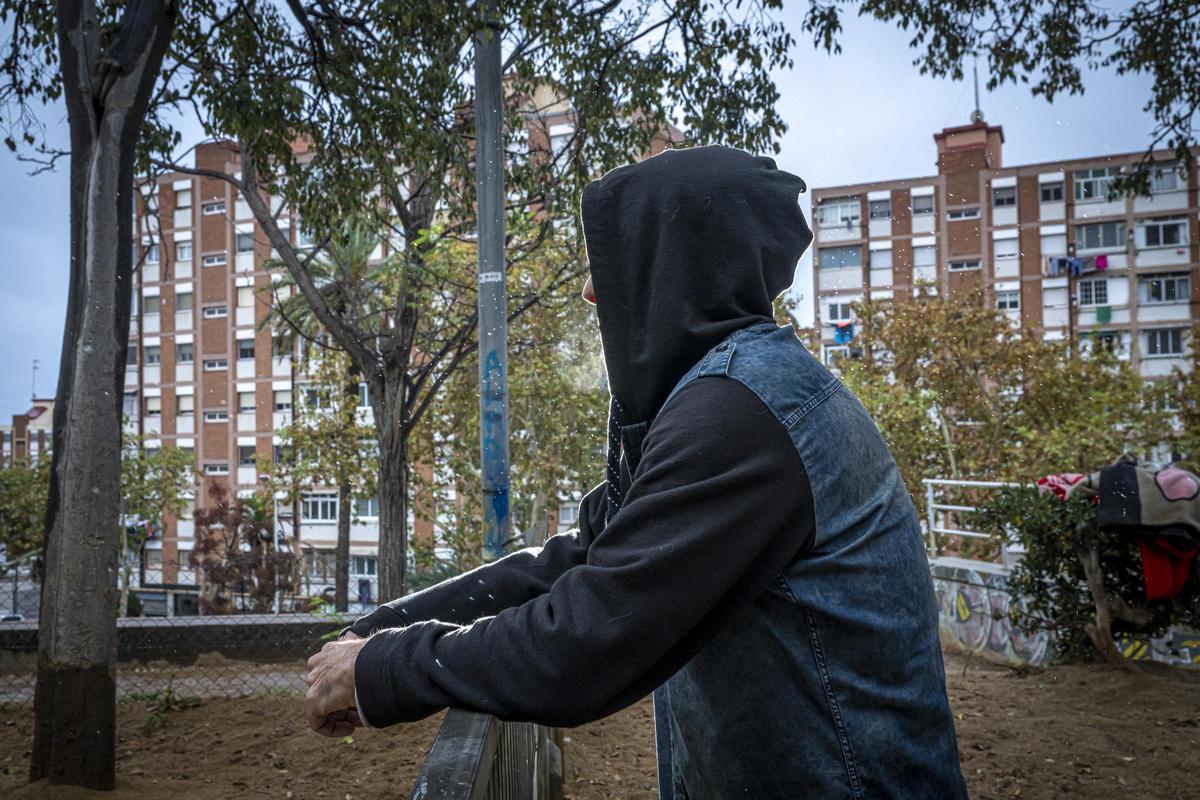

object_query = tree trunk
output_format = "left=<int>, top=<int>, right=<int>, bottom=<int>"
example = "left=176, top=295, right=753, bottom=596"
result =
left=1077, top=542, right=1138, bottom=671
left=376, top=435, right=409, bottom=601
left=31, top=1, right=175, bottom=789
left=335, top=477, right=351, bottom=612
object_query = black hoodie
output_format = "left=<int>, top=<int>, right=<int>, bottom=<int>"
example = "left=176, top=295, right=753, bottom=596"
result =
left=351, top=145, right=817, bottom=727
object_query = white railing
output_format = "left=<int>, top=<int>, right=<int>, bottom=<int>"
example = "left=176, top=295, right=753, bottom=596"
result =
left=923, top=478, right=1029, bottom=569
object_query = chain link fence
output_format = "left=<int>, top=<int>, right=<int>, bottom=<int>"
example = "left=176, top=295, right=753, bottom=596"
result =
left=0, top=545, right=386, bottom=706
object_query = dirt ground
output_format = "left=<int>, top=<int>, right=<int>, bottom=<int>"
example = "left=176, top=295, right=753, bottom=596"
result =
left=2, top=650, right=1198, bottom=799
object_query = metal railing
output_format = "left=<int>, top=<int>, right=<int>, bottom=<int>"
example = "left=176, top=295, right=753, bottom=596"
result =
left=409, top=709, right=562, bottom=800
left=923, top=478, right=1028, bottom=569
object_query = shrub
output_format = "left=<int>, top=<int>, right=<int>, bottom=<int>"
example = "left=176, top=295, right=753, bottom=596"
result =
left=975, top=487, right=1200, bottom=665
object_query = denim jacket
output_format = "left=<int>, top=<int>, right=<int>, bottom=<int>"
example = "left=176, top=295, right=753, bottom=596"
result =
left=636, top=322, right=967, bottom=799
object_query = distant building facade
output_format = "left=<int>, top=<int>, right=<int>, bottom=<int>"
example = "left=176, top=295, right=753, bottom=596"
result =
left=810, top=119, right=1198, bottom=381
left=0, top=398, right=53, bottom=467
left=128, top=97, right=677, bottom=613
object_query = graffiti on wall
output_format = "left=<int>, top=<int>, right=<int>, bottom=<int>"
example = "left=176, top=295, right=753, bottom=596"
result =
left=931, top=562, right=1200, bottom=668
left=931, top=564, right=1052, bottom=666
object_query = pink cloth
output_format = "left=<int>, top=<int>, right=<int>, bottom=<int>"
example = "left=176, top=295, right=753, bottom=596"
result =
left=1095, top=254, right=1109, bottom=271
left=1036, top=473, right=1087, bottom=500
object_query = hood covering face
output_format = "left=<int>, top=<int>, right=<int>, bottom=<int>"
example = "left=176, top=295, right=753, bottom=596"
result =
left=581, top=145, right=813, bottom=426
left=580, top=145, right=813, bottom=519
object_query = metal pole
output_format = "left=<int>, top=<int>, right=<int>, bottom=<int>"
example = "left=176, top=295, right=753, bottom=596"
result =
left=475, top=0, right=510, bottom=562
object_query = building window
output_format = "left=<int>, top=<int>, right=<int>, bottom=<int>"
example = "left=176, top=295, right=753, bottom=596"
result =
left=145, top=345, right=161, bottom=365
left=351, top=555, right=378, bottom=576
left=177, top=394, right=194, bottom=415
left=1040, top=233, right=1067, bottom=257
left=238, top=391, right=256, bottom=413
left=1139, top=216, right=1188, bottom=249
left=949, top=260, right=980, bottom=271
left=947, top=207, right=979, bottom=220
left=357, top=383, right=370, bottom=408
left=273, top=444, right=292, bottom=464
left=1144, top=328, right=1184, bottom=358
left=202, top=201, right=226, bottom=215
left=826, top=302, right=853, bottom=322
left=202, top=305, right=228, bottom=318
left=176, top=292, right=193, bottom=312
left=175, top=188, right=192, bottom=211
left=175, top=241, right=193, bottom=261
left=123, top=392, right=138, bottom=418
left=816, top=197, right=860, bottom=227
left=992, top=186, right=1016, bottom=207
left=144, top=295, right=160, bottom=316
left=1140, top=273, right=1190, bottom=305
left=1073, top=167, right=1119, bottom=201
left=203, top=358, right=228, bottom=371
left=203, top=410, right=229, bottom=423
left=126, top=345, right=138, bottom=366
left=1077, top=278, right=1108, bottom=307
left=910, top=195, right=934, bottom=215
left=302, top=493, right=338, bottom=522
left=868, top=199, right=890, bottom=220
left=236, top=231, right=255, bottom=253
left=913, top=245, right=936, bottom=267
left=274, top=389, right=293, bottom=411
left=822, top=345, right=851, bottom=367
left=176, top=342, right=194, bottom=363
left=203, top=462, right=229, bottom=475
left=996, top=290, right=1020, bottom=311
left=145, top=396, right=162, bottom=417
left=145, top=243, right=160, bottom=263
left=818, top=245, right=862, bottom=269
left=272, top=337, right=291, bottom=358
left=354, top=496, right=380, bottom=518
left=202, top=253, right=227, bottom=267
left=237, top=286, right=255, bottom=307
left=993, top=239, right=1019, bottom=260
left=1150, top=162, right=1180, bottom=193
left=1083, top=331, right=1123, bottom=356
left=870, top=249, right=893, bottom=270
left=237, top=339, right=255, bottom=360
left=1075, top=221, right=1126, bottom=252
left=238, top=445, right=257, bottom=466
left=1039, top=182, right=1064, bottom=203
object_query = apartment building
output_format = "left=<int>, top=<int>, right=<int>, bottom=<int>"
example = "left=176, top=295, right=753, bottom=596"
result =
left=127, top=91, right=664, bottom=613
left=811, top=117, right=1199, bottom=379
left=0, top=398, right=53, bottom=467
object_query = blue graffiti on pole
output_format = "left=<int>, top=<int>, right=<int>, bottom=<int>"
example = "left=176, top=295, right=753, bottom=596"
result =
left=481, top=349, right=509, bottom=547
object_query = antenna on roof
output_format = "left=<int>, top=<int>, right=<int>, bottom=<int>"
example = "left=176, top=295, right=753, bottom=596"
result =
left=970, top=59, right=985, bottom=123
left=31, top=358, right=39, bottom=401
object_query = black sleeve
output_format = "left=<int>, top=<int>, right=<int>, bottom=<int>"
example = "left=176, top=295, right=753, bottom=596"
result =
left=353, top=377, right=815, bottom=727
left=345, top=483, right=608, bottom=636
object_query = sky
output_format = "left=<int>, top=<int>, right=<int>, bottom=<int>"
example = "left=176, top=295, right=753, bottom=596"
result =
left=0, top=9, right=1160, bottom=418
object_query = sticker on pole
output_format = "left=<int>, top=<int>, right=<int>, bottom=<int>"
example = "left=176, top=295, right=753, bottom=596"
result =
left=478, top=271, right=504, bottom=284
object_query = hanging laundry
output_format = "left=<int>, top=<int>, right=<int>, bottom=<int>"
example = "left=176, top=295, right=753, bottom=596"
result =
left=1095, top=253, right=1109, bottom=271
left=1067, top=256, right=1084, bottom=276
left=1036, top=472, right=1087, bottom=500
left=1096, top=306, right=1112, bottom=324
left=833, top=321, right=854, bottom=344
left=1066, top=455, right=1200, bottom=600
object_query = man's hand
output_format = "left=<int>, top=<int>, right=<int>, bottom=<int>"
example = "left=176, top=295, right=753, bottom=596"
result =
left=305, top=632, right=368, bottom=736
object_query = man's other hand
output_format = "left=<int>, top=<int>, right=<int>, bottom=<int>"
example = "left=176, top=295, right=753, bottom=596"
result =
left=305, top=632, right=367, bottom=736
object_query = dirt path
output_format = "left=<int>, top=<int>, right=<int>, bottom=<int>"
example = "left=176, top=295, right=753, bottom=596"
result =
left=1, top=651, right=1197, bottom=799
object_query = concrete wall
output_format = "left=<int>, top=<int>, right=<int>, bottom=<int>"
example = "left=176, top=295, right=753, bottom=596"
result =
left=932, top=559, right=1200, bottom=668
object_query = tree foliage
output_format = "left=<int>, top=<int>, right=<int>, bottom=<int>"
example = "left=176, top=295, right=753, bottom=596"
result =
left=190, top=481, right=296, bottom=615
left=801, top=0, right=1200, bottom=192
left=416, top=250, right=608, bottom=570
left=976, top=487, right=1200, bottom=665
left=0, top=457, right=49, bottom=564
left=840, top=290, right=1167, bottom=521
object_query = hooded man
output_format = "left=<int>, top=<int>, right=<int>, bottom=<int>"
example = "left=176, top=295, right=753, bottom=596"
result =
left=304, top=146, right=968, bottom=799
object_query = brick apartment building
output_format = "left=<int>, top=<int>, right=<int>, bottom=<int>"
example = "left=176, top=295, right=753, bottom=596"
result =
left=0, top=398, right=53, bottom=467
left=810, top=117, right=1199, bottom=384
left=126, top=90, right=676, bottom=615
